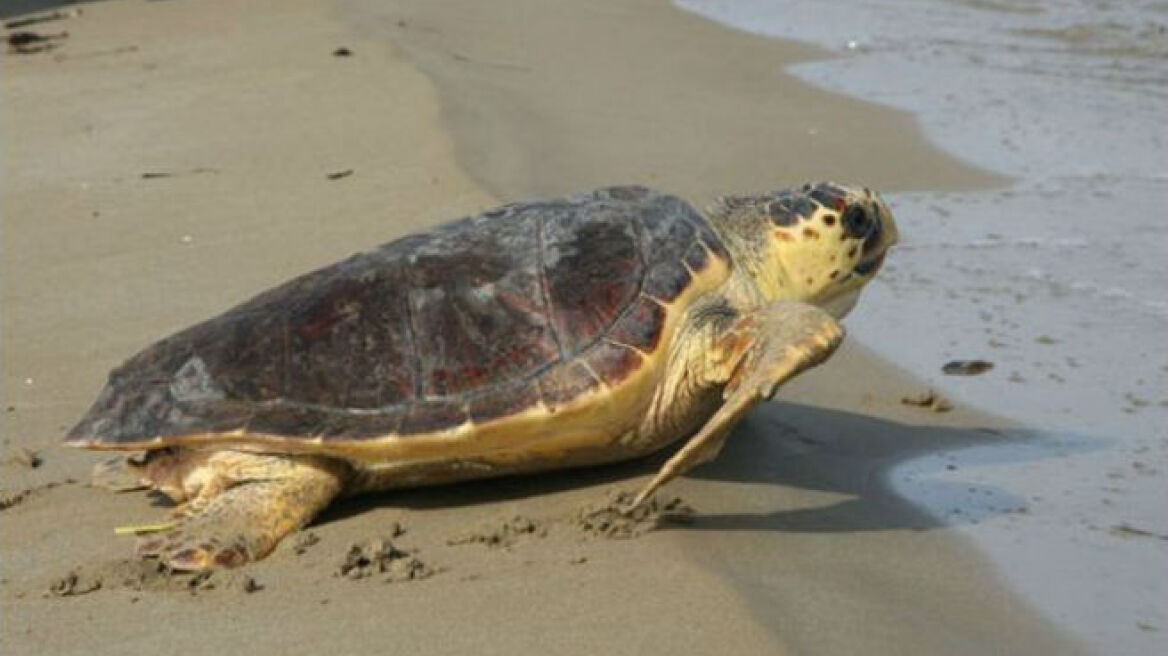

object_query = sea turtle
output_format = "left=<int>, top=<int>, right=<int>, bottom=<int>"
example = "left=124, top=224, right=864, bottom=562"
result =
left=67, top=183, right=897, bottom=570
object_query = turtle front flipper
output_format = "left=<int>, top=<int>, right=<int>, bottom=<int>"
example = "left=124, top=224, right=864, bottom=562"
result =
left=136, top=454, right=346, bottom=570
left=630, top=301, right=843, bottom=507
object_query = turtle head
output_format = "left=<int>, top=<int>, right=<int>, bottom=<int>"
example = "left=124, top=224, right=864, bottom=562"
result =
left=712, top=182, right=898, bottom=318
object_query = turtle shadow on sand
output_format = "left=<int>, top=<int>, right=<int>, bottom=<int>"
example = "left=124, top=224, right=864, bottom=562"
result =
left=318, top=450, right=656, bottom=523
left=320, top=400, right=1105, bottom=535
left=683, top=401, right=1105, bottom=534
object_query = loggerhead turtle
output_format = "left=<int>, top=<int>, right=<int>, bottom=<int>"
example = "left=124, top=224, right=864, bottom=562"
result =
left=67, top=183, right=897, bottom=570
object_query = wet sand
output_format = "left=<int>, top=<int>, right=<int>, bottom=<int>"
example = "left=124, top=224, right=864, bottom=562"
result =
left=2, top=0, right=1086, bottom=654
left=342, top=0, right=1006, bottom=203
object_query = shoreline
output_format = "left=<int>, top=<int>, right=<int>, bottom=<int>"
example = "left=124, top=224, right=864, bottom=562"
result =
left=339, top=0, right=1006, bottom=204
left=3, top=0, right=1092, bottom=654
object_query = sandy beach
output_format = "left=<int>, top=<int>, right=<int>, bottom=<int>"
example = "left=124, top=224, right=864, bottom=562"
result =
left=2, top=0, right=1095, bottom=654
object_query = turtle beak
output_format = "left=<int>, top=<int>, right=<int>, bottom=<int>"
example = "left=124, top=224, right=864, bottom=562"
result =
left=854, top=251, right=885, bottom=276
left=856, top=197, right=898, bottom=276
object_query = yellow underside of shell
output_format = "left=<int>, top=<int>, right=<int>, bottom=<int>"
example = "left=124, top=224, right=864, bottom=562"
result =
left=81, top=249, right=734, bottom=489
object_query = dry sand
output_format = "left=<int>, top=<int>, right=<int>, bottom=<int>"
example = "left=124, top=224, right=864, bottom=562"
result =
left=343, top=0, right=1007, bottom=204
left=2, top=0, right=1087, bottom=654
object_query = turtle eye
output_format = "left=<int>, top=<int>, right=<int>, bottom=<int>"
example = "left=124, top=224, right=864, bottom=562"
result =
left=842, top=206, right=873, bottom=238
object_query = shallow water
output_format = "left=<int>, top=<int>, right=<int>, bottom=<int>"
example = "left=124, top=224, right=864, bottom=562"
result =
left=677, top=0, right=1168, bottom=653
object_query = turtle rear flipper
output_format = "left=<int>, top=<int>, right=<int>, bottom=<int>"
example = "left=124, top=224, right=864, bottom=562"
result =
left=92, top=455, right=150, bottom=492
left=136, top=455, right=345, bottom=570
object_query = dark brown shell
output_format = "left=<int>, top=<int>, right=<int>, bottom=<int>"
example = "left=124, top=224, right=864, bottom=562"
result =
left=66, top=187, right=729, bottom=446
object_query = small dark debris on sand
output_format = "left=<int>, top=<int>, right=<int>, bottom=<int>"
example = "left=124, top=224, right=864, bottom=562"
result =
left=5, top=9, right=81, bottom=30
left=48, top=562, right=169, bottom=597
left=48, top=572, right=102, bottom=597
left=48, top=560, right=264, bottom=597
left=7, top=30, right=68, bottom=54
left=338, top=538, right=437, bottom=583
left=332, top=47, right=352, bottom=57
left=1110, top=524, right=1168, bottom=541
left=575, top=492, right=695, bottom=539
left=1, top=480, right=72, bottom=512
left=326, top=169, right=354, bottom=180
left=447, top=515, right=548, bottom=549
left=181, top=570, right=264, bottom=594
left=4, top=447, right=43, bottom=468
left=0, top=489, right=34, bottom=511
left=942, top=359, right=995, bottom=376
left=140, top=167, right=218, bottom=180
left=900, top=389, right=953, bottom=412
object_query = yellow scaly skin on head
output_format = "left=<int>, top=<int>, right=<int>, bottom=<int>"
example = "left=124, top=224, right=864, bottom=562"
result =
left=709, top=182, right=899, bottom=318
